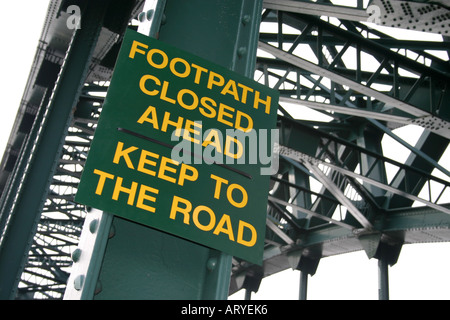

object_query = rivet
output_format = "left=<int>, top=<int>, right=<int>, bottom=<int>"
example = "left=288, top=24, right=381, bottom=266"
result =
left=71, top=248, right=82, bottom=262
left=108, top=224, right=116, bottom=239
left=74, top=274, right=85, bottom=291
left=146, top=9, right=154, bottom=21
left=206, top=257, right=217, bottom=271
left=237, top=47, right=247, bottom=57
left=242, top=14, right=251, bottom=25
left=138, top=11, right=146, bottom=23
left=94, top=280, right=102, bottom=295
left=89, top=219, right=98, bottom=233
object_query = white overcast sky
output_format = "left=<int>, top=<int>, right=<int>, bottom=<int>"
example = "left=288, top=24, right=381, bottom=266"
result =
left=1, top=0, right=450, bottom=300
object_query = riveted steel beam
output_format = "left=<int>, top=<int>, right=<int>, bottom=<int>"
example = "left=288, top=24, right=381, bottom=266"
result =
left=259, top=41, right=433, bottom=119
left=64, top=0, right=265, bottom=300
left=263, top=0, right=369, bottom=22
left=0, top=0, right=110, bottom=299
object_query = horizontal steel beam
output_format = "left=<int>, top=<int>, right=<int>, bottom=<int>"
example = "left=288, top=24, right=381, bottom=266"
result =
left=259, top=41, right=428, bottom=117
left=259, top=33, right=450, bottom=50
left=259, top=41, right=450, bottom=139
left=276, top=144, right=450, bottom=216
left=268, top=195, right=355, bottom=230
left=279, top=96, right=413, bottom=124
left=263, top=0, right=368, bottom=21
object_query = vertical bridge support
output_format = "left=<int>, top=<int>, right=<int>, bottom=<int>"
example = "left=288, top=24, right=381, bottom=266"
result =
left=359, top=232, right=403, bottom=300
left=378, top=257, right=389, bottom=300
left=288, top=250, right=320, bottom=300
left=64, top=0, right=264, bottom=300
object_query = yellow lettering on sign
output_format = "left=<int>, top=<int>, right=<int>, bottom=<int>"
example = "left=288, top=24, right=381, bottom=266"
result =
left=213, top=214, right=235, bottom=241
left=137, top=149, right=159, bottom=176
left=199, top=97, right=217, bottom=118
left=253, top=90, right=272, bottom=114
left=147, top=48, right=168, bottom=69
left=161, top=111, right=183, bottom=136
left=112, top=142, right=199, bottom=186
left=93, top=169, right=114, bottom=195
left=224, top=136, right=243, bottom=160
left=235, top=110, right=253, bottom=132
left=177, top=89, right=198, bottom=110
left=237, top=83, right=254, bottom=104
left=207, top=71, right=225, bottom=89
left=112, top=176, right=138, bottom=205
left=202, top=129, right=222, bottom=153
left=226, top=183, right=248, bottom=208
left=91, top=169, right=160, bottom=214
left=191, top=63, right=208, bottom=84
left=137, top=105, right=159, bottom=129
left=178, top=164, right=198, bottom=186
left=88, top=172, right=259, bottom=250
left=210, top=174, right=228, bottom=199
left=138, top=75, right=255, bottom=132
left=183, top=120, right=202, bottom=144
left=139, top=74, right=160, bottom=96
left=129, top=40, right=148, bottom=59
left=136, top=184, right=159, bottom=213
left=217, top=103, right=234, bottom=127
left=130, top=44, right=275, bottom=118
left=158, top=157, right=179, bottom=184
left=210, top=174, right=248, bottom=208
left=167, top=195, right=257, bottom=247
left=237, top=221, right=257, bottom=247
left=113, top=142, right=138, bottom=169
left=170, top=57, right=191, bottom=78
left=170, top=195, right=192, bottom=224
left=193, top=205, right=216, bottom=231
left=220, top=79, right=239, bottom=101
left=160, top=81, right=176, bottom=104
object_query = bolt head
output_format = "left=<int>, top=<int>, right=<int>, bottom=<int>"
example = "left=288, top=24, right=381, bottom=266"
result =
left=71, top=248, right=82, bottom=262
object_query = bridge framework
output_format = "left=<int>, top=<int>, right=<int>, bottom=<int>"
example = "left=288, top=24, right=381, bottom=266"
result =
left=0, top=0, right=449, bottom=300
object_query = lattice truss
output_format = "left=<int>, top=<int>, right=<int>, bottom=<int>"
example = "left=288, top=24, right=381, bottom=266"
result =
left=253, top=2, right=450, bottom=262
left=17, top=84, right=105, bottom=299
left=16, top=0, right=450, bottom=299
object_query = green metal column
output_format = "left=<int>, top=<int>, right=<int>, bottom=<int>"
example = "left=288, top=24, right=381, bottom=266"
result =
left=299, top=271, right=308, bottom=300
left=65, top=0, right=264, bottom=300
left=0, top=0, right=110, bottom=299
left=378, top=258, right=389, bottom=300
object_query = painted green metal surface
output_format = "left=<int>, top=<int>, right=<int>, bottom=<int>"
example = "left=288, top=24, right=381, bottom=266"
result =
left=89, top=0, right=265, bottom=299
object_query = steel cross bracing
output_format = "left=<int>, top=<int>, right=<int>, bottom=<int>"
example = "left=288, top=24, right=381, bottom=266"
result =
left=230, top=0, right=450, bottom=293
left=0, top=0, right=136, bottom=299
left=16, top=84, right=106, bottom=299
left=0, top=0, right=449, bottom=299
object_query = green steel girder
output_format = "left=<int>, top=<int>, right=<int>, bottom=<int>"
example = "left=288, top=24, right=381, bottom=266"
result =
left=0, top=0, right=111, bottom=299
left=388, top=131, right=449, bottom=209
left=257, top=9, right=450, bottom=131
left=0, top=0, right=449, bottom=299
left=230, top=203, right=450, bottom=295
left=259, top=33, right=450, bottom=51
left=229, top=1, right=450, bottom=293
left=274, top=117, right=450, bottom=214
left=63, top=0, right=266, bottom=300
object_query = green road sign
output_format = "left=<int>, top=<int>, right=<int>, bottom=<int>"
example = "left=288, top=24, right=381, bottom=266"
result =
left=76, top=28, right=278, bottom=264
